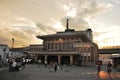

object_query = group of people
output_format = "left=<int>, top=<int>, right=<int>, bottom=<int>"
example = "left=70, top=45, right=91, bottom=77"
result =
left=8, top=57, right=25, bottom=72
left=38, top=59, right=113, bottom=73
left=38, top=59, right=60, bottom=72
left=48, top=62, right=58, bottom=72
left=97, top=61, right=113, bottom=74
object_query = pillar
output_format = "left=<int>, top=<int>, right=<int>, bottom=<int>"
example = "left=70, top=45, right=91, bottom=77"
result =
left=34, top=55, right=38, bottom=62
left=93, top=48, right=96, bottom=65
left=70, top=55, right=73, bottom=65
left=58, top=55, right=61, bottom=65
left=44, top=55, right=48, bottom=62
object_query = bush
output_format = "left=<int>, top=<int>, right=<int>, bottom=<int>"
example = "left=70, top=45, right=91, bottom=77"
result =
left=117, top=65, right=120, bottom=71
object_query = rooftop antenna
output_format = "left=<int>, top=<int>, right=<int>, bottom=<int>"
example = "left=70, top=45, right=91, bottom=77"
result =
left=66, top=19, right=69, bottom=30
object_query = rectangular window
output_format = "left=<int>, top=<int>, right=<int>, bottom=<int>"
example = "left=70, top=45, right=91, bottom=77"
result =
left=51, top=43, right=53, bottom=49
left=48, top=43, right=50, bottom=49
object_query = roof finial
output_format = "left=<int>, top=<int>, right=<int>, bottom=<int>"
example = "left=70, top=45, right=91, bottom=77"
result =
left=66, top=19, right=69, bottom=30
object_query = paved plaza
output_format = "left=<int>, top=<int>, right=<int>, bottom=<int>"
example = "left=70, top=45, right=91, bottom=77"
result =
left=0, top=64, right=120, bottom=80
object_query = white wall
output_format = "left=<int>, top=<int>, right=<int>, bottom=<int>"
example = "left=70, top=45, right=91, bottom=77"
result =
left=0, top=45, right=9, bottom=61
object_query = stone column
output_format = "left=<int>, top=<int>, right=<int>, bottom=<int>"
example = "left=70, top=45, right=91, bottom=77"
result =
left=70, top=55, right=73, bottom=65
left=89, top=48, right=92, bottom=65
left=44, top=55, right=48, bottom=61
left=34, top=55, right=38, bottom=62
left=93, top=48, right=96, bottom=65
left=58, top=55, right=61, bottom=65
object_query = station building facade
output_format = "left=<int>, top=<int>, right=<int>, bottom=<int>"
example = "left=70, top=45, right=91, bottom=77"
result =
left=28, top=20, right=98, bottom=66
left=29, top=30, right=98, bottom=66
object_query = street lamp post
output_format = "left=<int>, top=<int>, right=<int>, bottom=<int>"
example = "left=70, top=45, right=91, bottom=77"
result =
left=11, top=38, right=14, bottom=57
left=3, top=48, right=6, bottom=61
left=12, top=38, right=14, bottom=49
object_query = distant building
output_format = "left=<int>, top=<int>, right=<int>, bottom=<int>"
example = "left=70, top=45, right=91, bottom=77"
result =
left=28, top=44, right=43, bottom=62
left=28, top=19, right=98, bottom=66
left=9, top=47, right=29, bottom=58
left=0, top=44, right=9, bottom=61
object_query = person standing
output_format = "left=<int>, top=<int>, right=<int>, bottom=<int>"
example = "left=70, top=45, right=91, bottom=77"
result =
left=54, top=62, right=58, bottom=72
left=22, top=57, right=26, bottom=68
left=97, top=61, right=102, bottom=73
left=107, top=61, right=112, bottom=73
left=49, top=62, right=54, bottom=72
left=38, top=59, right=41, bottom=67
left=12, top=60, right=17, bottom=71
left=8, top=59, right=13, bottom=72
left=44, top=60, right=47, bottom=68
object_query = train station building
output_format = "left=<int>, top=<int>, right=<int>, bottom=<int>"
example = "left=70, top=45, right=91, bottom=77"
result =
left=28, top=19, right=98, bottom=66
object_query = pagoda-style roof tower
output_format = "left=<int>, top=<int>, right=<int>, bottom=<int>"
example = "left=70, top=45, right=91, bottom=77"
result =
left=37, top=19, right=93, bottom=42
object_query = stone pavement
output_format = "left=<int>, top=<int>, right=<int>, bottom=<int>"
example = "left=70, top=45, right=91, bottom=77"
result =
left=0, top=64, right=120, bottom=80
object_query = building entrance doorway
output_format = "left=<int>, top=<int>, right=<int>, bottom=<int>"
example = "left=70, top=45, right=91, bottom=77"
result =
left=47, top=55, right=58, bottom=64
left=73, top=55, right=81, bottom=66
left=37, top=55, right=44, bottom=64
left=61, top=56, right=70, bottom=65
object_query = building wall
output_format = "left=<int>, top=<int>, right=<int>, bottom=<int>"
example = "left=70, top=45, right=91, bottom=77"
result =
left=43, top=35, right=88, bottom=51
left=29, top=45, right=43, bottom=52
left=29, top=29, right=98, bottom=66
left=0, top=44, right=9, bottom=61
left=73, top=42, right=98, bottom=66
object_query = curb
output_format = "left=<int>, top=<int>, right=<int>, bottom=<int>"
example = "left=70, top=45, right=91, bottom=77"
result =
left=0, top=67, right=8, bottom=72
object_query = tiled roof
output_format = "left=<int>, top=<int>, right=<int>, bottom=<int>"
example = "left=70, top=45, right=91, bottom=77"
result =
left=37, top=30, right=91, bottom=42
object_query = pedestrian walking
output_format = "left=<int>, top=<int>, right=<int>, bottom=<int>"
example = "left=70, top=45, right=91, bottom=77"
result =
left=38, top=59, right=41, bottom=67
left=97, top=61, right=102, bottom=73
left=22, top=57, right=26, bottom=68
left=49, top=62, right=54, bottom=72
left=12, top=60, right=18, bottom=71
left=44, top=60, right=47, bottom=68
left=54, top=62, right=58, bottom=72
left=107, top=61, right=112, bottom=73
left=8, top=59, right=13, bottom=72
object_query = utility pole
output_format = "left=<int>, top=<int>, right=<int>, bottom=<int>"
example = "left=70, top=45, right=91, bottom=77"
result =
left=3, top=48, right=6, bottom=61
left=11, top=38, right=14, bottom=57
left=12, top=38, right=14, bottom=49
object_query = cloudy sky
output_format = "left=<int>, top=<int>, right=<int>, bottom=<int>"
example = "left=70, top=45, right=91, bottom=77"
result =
left=0, top=0, right=120, bottom=48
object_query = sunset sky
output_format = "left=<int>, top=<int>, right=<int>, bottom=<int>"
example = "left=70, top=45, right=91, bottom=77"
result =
left=0, top=0, right=120, bottom=48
